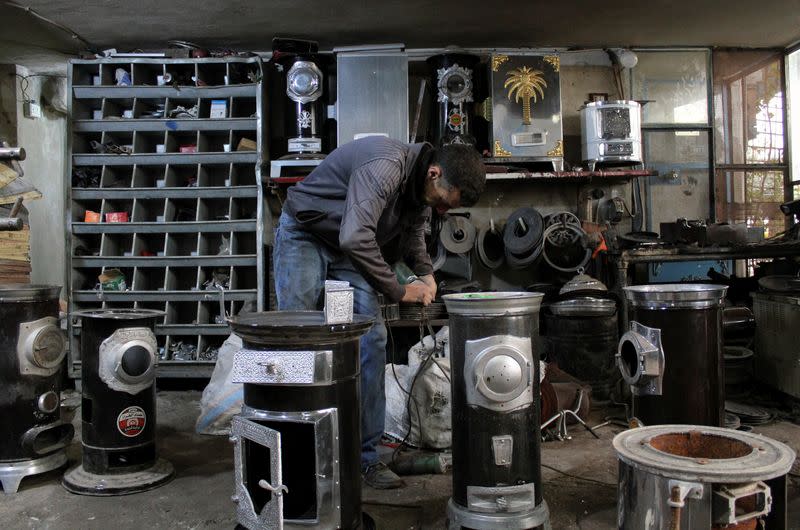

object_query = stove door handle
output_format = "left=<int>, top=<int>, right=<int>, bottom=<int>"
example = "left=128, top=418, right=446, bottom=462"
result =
left=258, top=479, right=288, bottom=496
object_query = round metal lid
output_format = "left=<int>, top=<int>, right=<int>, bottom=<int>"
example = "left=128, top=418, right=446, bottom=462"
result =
left=559, top=273, right=608, bottom=295
left=758, top=275, right=800, bottom=293
left=582, top=99, right=641, bottom=110
left=550, top=297, right=617, bottom=316
left=227, top=310, right=374, bottom=345
left=624, top=284, right=727, bottom=309
left=0, top=284, right=61, bottom=302
left=613, top=425, right=795, bottom=483
left=443, top=292, right=544, bottom=317
left=72, top=308, right=166, bottom=320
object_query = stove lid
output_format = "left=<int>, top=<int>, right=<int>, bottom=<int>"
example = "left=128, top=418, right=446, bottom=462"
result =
left=228, top=310, right=374, bottom=345
left=0, top=284, right=61, bottom=302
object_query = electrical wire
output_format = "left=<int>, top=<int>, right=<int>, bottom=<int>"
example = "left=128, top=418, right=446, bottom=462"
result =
left=13, top=73, right=67, bottom=103
left=541, top=463, right=616, bottom=487
left=387, top=316, right=449, bottom=465
left=3, top=1, right=93, bottom=49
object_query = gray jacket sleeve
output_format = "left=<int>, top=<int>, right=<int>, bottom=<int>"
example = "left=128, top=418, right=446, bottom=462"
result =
left=406, top=209, right=434, bottom=277
left=339, top=160, right=406, bottom=302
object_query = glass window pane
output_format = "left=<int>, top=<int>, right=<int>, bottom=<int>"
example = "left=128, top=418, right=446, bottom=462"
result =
left=714, top=169, right=787, bottom=236
left=712, top=50, right=784, bottom=165
left=644, top=130, right=710, bottom=230
left=788, top=49, right=800, bottom=181
left=632, top=51, right=709, bottom=125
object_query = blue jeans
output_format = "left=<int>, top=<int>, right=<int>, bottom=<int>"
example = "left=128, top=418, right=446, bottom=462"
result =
left=273, top=212, right=387, bottom=470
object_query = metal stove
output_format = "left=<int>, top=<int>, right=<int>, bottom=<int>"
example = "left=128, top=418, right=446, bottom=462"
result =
left=442, top=292, right=551, bottom=530
left=227, top=311, right=373, bottom=529
left=617, top=284, right=728, bottom=426
left=0, top=284, right=72, bottom=493
left=615, top=425, right=795, bottom=529
left=427, top=52, right=481, bottom=146
left=580, top=100, right=642, bottom=170
left=62, top=309, right=173, bottom=495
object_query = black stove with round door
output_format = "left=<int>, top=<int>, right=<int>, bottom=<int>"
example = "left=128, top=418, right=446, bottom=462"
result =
left=62, top=309, right=173, bottom=495
left=617, top=284, right=728, bottom=427
left=0, top=285, right=72, bottom=493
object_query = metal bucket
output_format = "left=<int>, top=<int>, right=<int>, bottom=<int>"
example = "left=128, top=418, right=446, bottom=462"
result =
left=617, top=284, right=727, bottom=426
left=0, top=285, right=72, bottom=493
left=443, top=292, right=550, bottom=530
left=227, top=310, right=373, bottom=530
left=63, top=309, right=173, bottom=496
left=545, top=298, right=618, bottom=399
left=614, top=425, right=795, bottom=529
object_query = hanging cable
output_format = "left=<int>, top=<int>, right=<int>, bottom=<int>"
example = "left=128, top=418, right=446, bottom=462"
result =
left=3, top=1, right=93, bottom=49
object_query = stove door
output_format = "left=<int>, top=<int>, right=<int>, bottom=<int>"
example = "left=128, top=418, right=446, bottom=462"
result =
left=231, top=415, right=284, bottom=530
left=232, top=408, right=340, bottom=529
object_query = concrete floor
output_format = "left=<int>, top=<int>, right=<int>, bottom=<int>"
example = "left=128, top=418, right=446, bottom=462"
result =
left=1, top=390, right=799, bottom=529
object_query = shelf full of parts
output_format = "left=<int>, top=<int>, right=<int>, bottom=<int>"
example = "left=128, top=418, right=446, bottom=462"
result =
left=66, top=56, right=267, bottom=378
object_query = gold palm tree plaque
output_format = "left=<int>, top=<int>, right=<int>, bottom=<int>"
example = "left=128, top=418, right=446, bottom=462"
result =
left=504, top=67, right=547, bottom=125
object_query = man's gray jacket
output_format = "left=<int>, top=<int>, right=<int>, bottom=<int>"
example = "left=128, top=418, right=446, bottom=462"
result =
left=283, top=136, right=434, bottom=302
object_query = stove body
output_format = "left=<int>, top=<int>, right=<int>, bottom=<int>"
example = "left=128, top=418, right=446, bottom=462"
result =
left=228, top=311, right=372, bottom=530
left=0, top=285, right=72, bottom=493
left=614, top=425, right=795, bottom=529
left=443, top=292, right=550, bottom=530
left=617, top=284, right=727, bottom=427
left=580, top=100, right=642, bottom=170
left=62, top=309, right=173, bottom=496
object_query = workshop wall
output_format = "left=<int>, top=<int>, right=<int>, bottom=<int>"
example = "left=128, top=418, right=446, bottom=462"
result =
left=454, top=53, right=635, bottom=290
left=15, top=65, right=68, bottom=288
left=0, top=65, right=15, bottom=144
left=10, top=50, right=707, bottom=294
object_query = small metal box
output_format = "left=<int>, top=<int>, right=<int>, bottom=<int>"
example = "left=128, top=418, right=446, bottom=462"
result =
left=324, top=280, right=354, bottom=324
left=487, top=53, right=563, bottom=169
left=580, top=100, right=642, bottom=170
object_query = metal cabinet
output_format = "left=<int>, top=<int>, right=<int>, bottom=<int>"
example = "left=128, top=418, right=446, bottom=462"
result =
left=66, top=57, right=266, bottom=378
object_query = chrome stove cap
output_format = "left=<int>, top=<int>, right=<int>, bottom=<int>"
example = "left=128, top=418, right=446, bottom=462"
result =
left=443, top=291, right=544, bottom=317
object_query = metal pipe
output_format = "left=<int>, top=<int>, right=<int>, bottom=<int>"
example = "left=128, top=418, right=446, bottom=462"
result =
left=0, top=147, right=25, bottom=160
left=0, top=218, right=23, bottom=231
left=9, top=197, right=23, bottom=217
left=669, top=486, right=682, bottom=530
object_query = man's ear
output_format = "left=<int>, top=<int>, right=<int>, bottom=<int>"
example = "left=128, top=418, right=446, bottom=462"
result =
left=427, top=164, right=442, bottom=181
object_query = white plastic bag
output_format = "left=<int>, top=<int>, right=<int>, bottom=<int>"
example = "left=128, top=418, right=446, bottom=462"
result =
left=195, top=334, right=243, bottom=435
left=384, top=326, right=452, bottom=449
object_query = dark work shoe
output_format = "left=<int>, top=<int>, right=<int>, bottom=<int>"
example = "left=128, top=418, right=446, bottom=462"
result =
left=363, top=461, right=405, bottom=489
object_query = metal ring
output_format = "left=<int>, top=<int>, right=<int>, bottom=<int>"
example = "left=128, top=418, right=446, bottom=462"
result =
left=542, top=223, right=591, bottom=273
left=503, top=208, right=543, bottom=255
left=475, top=225, right=505, bottom=269
left=430, top=239, right=447, bottom=271
left=544, top=211, right=581, bottom=229
left=440, top=216, right=477, bottom=255
left=505, top=243, right=543, bottom=269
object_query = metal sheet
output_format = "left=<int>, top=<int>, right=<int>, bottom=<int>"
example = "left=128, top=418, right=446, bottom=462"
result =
left=336, top=53, right=409, bottom=145
left=489, top=54, right=562, bottom=162
left=753, top=292, right=800, bottom=398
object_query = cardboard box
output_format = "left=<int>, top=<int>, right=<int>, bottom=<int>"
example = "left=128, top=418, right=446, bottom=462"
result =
left=236, top=138, right=257, bottom=151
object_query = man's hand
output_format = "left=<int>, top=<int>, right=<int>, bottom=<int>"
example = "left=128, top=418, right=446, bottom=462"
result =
left=402, top=282, right=434, bottom=305
left=419, top=274, right=437, bottom=300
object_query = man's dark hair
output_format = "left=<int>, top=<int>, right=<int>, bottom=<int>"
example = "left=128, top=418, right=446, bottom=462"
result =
left=431, top=144, right=486, bottom=207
